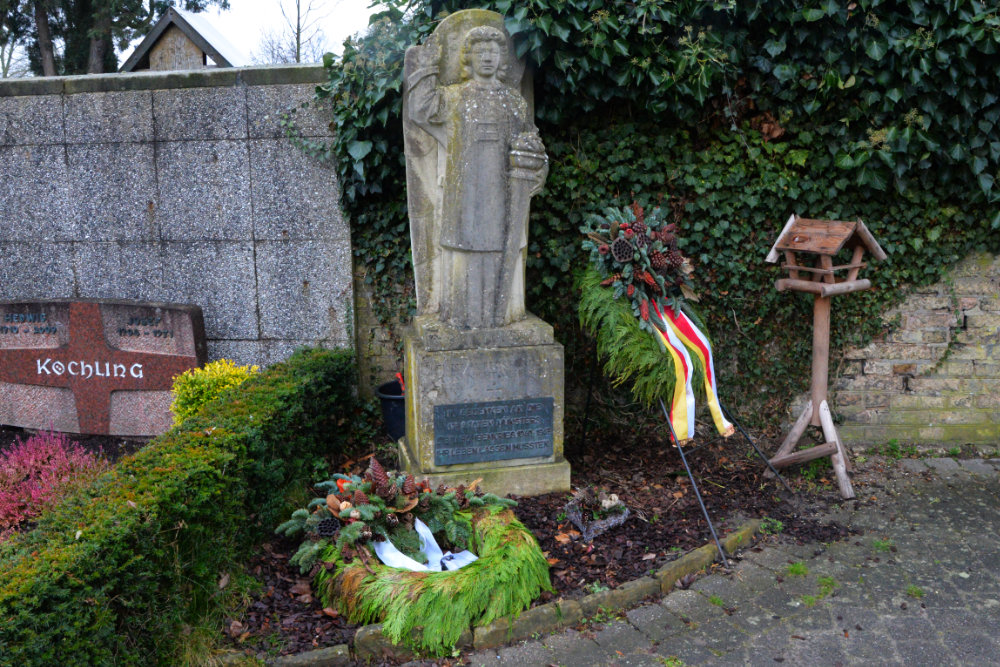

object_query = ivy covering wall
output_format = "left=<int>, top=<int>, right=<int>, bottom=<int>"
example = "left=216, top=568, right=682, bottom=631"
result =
left=307, top=0, right=1000, bottom=429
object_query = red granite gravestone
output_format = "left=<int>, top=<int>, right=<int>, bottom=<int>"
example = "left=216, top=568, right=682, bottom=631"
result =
left=0, top=299, right=207, bottom=436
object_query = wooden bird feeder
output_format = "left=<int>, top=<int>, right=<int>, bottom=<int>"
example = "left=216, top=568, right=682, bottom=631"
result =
left=765, top=215, right=887, bottom=499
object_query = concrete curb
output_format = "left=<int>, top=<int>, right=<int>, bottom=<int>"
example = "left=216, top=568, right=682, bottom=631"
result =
left=266, top=519, right=763, bottom=665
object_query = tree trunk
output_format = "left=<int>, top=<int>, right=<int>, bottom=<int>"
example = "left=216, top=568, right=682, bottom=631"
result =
left=33, top=1, right=57, bottom=76
left=87, top=15, right=112, bottom=73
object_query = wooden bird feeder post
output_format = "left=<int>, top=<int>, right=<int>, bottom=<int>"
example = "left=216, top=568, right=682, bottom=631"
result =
left=765, top=215, right=887, bottom=500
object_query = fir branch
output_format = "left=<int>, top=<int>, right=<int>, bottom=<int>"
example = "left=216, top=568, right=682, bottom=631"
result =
left=577, top=266, right=705, bottom=406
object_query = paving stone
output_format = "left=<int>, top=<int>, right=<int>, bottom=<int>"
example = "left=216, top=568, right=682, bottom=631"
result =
left=898, top=458, right=929, bottom=474
left=895, top=639, right=955, bottom=665
left=592, top=619, right=649, bottom=653
left=494, top=640, right=558, bottom=666
left=720, top=603, right=783, bottom=635
left=743, top=546, right=800, bottom=571
left=957, top=458, right=997, bottom=475
left=604, top=649, right=669, bottom=667
left=651, top=638, right=719, bottom=665
left=624, top=603, right=686, bottom=642
left=684, top=617, right=748, bottom=654
left=658, top=589, right=725, bottom=624
left=923, top=457, right=960, bottom=472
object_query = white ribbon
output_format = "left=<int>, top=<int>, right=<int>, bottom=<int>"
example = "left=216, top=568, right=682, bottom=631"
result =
left=372, top=517, right=479, bottom=572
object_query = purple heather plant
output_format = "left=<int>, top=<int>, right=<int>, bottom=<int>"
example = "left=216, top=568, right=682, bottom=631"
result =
left=0, top=430, right=109, bottom=541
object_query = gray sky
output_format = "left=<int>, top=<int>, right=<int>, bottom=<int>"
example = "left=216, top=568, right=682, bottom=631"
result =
left=208, top=0, right=380, bottom=59
left=119, top=0, right=380, bottom=65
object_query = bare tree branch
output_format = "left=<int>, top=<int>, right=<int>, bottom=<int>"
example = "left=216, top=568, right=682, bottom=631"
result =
left=251, top=0, right=335, bottom=64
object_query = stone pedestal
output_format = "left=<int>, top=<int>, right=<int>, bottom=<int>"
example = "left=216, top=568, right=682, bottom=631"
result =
left=400, top=314, right=570, bottom=496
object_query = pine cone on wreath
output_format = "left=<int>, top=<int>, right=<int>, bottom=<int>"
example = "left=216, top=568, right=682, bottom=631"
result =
left=632, top=220, right=647, bottom=235
left=611, top=237, right=634, bottom=263
left=359, top=526, right=373, bottom=542
left=369, top=459, right=390, bottom=488
left=666, top=248, right=684, bottom=268
left=352, top=489, right=370, bottom=506
left=402, top=474, right=416, bottom=495
left=386, top=513, right=399, bottom=528
left=650, top=251, right=668, bottom=270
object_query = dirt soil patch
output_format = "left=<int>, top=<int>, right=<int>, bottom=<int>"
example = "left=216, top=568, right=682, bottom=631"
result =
left=1, top=423, right=860, bottom=661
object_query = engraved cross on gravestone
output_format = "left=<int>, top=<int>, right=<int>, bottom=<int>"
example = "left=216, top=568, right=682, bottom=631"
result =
left=0, top=300, right=206, bottom=435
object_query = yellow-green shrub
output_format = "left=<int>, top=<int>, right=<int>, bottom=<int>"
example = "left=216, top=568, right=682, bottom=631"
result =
left=170, top=359, right=259, bottom=426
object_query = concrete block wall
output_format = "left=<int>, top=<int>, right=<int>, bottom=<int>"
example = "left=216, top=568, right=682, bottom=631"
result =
left=836, top=252, right=1000, bottom=447
left=0, top=66, right=352, bottom=367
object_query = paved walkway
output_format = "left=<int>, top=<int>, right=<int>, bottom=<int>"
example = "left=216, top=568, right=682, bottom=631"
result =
left=458, top=457, right=1000, bottom=666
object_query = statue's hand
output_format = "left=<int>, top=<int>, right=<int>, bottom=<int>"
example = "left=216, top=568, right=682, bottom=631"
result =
left=414, top=39, right=442, bottom=72
left=512, top=131, right=545, bottom=157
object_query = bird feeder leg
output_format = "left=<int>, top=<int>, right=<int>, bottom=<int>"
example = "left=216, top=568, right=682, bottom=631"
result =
left=810, top=296, right=831, bottom=427
left=819, top=400, right=854, bottom=499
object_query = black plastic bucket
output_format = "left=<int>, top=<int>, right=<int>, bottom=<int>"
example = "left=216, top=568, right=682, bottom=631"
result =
left=376, top=380, right=405, bottom=441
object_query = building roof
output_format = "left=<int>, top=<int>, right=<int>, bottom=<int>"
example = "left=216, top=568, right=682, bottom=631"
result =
left=120, top=7, right=249, bottom=72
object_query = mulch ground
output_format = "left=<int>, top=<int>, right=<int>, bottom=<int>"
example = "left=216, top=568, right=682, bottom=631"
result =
left=0, top=422, right=854, bottom=661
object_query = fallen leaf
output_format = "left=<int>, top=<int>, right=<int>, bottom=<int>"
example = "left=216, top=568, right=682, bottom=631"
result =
left=237, top=632, right=250, bottom=642
left=554, top=533, right=571, bottom=544
left=642, top=553, right=657, bottom=561
left=228, top=620, right=245, bottom=638
left=546, top=557, right=561, bottom=565
left=672, top=491, right=685, bottom=499
left=218, top=572, right=230, bottom=590
left=322, top=607, right=339, bottom=618
left=295, top=593, right=313, bottom=604
left=290, top=579, right=312, bottom=596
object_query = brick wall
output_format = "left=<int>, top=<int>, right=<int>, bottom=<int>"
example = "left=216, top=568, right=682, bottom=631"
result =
left=836, top=252, right=1000, bottom=448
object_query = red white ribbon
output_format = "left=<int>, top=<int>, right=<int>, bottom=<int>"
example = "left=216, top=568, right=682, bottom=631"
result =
left=651, top=301, right=735, bottom=441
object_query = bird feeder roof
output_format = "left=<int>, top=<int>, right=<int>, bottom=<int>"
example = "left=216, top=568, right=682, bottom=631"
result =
left=766, top=215, right=887, bottom=263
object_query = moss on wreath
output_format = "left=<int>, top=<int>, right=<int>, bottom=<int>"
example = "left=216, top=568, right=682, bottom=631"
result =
left=318, top=507, right=551, bottom=655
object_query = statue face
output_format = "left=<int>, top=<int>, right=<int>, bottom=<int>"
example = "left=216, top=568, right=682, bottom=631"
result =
left=470, top=41, right=502, bottom=79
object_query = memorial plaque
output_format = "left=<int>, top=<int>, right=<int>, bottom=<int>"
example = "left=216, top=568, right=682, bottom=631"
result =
left=0, top=299, right=207, bottom=436
left=434, top=397, right=554, bottom=466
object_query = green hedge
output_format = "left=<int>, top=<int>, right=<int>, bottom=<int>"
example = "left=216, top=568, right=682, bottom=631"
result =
left=0, top=348, right=359, bottom=666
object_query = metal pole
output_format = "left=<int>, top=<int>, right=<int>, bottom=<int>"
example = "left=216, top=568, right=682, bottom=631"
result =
left=659, top=399, right=728, bottom=567
left=580, top=358, right=597, bottom=444
left=720, top=403, right=794, bottom=495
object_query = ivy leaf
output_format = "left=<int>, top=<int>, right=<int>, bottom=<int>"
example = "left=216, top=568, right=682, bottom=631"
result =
left=865, top=39, right=889, bottom=61
left=802, top=8, right=825, bottom=21
left=764, top=38, right=786, bottom=57
left=773, top=64, right=797, bottom=83
left=971, top=156, right=988, bottom=175
left=787, top=149, right=809, bottom=166
left=834, top=152, right=855, bottom=169
left=348, top=140, right=373, bottom=161
left=977, top=172, right=995, bottom=196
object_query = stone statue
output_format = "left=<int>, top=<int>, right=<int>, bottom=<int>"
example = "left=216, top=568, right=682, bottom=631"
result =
left=404, top=12, right=548, bottom=329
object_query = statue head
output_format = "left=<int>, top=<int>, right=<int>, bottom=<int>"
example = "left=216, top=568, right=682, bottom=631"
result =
left=460, top=26, right=508, bottom=82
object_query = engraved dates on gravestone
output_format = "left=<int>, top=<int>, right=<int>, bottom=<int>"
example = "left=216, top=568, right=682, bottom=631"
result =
left=0, top=300, right=207, bottom=436
left=434, top=397, right=554, bottom=466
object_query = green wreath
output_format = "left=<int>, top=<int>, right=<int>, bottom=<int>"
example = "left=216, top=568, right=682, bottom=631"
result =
left=318, top=507, right=549, bottom=654
left=276, top=461, right=552, bottom=655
